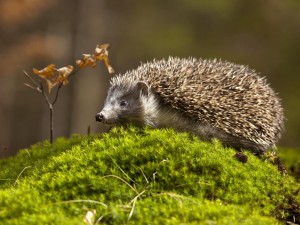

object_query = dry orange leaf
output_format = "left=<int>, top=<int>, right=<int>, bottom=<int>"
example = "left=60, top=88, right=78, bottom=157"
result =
left=94, top=44, right=115, bottom=74
left=104, top=58, right=115, bottom=74
left=33, top=64, right=57, bottom=79
left=94, top=43, right=110, bottom=56
left=56, top=65, right=73, bottom=85
left=76, top=54, right=97, bottom=69
left=46, top=79, right=58, bottom=94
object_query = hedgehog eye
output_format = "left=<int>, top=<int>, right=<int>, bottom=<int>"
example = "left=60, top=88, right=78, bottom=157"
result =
left=120, top=100, right=128, bottom=107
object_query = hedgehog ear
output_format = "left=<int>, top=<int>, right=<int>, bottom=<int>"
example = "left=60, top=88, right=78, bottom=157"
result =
left=137, top=81, right=149, bottom=97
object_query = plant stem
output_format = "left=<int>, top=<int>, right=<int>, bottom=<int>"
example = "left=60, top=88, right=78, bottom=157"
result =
left=52, top=83, right=63, bottom=105
left=40, top=82, right=54, bottom=144
left=49, top=103, right=53, bottom=144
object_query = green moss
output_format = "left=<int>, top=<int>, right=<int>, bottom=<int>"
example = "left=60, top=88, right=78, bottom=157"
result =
left=278, top=147, right=300, bottom=180
left=0, top=134, right=87, bottom=188
left=0, top=127, right=299, bottom=224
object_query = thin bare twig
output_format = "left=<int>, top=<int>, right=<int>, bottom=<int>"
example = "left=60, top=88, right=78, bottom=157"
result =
left=23, top=70, right=40, bottom=87
left=52, top=83, right=63, bottom=105
left=37, top=81, right=55, bottom=143
left=23, top=71, right=42, bottom=93
left=24, top=83, right=41, bottom=92
left=39, top=81, right=51, bottom=107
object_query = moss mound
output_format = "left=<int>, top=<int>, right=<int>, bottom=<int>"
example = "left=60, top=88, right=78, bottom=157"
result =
left=0, top=127, right=299, bottom=224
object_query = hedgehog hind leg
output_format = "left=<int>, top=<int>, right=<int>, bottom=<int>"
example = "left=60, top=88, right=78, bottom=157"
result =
left=193, top=123, right=266, bottom=155
left=213, top=130, right=266, bottom=155
left=228, top=138, right=266, bottom=156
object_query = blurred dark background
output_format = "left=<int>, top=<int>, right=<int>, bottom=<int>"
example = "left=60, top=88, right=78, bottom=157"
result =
left=1, top=0, right=300, bottom=157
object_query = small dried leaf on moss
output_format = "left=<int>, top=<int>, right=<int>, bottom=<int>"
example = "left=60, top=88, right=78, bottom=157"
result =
left=83, top=209, right=96, bottom=225
left=33, top=64, right=57, bottom=79
left=76, top=54, right=97, bottom=69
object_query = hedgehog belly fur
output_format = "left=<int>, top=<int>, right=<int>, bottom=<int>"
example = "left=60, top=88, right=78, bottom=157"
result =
left=144, top=98, right=265, bottom=154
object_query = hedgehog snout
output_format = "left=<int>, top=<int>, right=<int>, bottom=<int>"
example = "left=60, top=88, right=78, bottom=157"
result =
left=95, top=109, right=118, bottom=124
left=95, top=112, right=104, bottom=122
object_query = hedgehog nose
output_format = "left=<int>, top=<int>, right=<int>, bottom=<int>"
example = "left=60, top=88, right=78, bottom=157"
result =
left=95, top=113, right=104, bottom=122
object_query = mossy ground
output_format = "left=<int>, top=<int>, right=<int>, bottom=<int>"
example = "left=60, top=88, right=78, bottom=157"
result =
left=278, top=147, right=300, bottom=181
left=0, top=127, right=299, bottom=224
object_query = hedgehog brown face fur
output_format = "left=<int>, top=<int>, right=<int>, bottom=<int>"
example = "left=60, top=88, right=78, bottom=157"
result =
left=96, top=57, right=284, bottom=154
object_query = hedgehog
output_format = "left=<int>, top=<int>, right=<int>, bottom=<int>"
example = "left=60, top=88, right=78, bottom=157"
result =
left=96, top=57, right=284, bottom=155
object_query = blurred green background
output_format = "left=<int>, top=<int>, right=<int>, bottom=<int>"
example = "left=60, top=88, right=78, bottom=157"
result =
left=0, top=0, right=299, bottom=157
